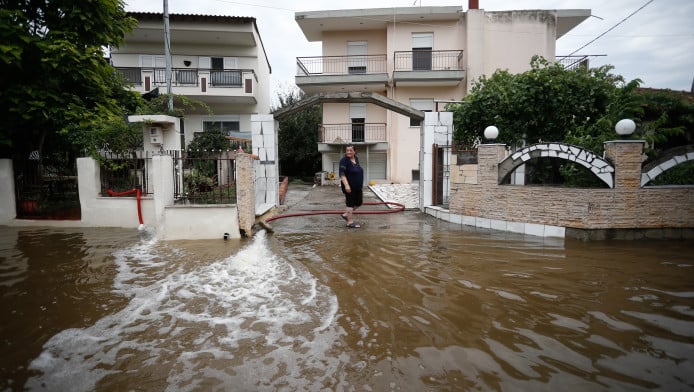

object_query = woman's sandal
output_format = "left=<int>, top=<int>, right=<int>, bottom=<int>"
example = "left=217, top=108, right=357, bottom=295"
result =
left=346, top=222, right=361, bottom=228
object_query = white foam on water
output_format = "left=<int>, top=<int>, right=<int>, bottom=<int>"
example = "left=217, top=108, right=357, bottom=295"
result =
left=26, top=231, right=346, bottom=391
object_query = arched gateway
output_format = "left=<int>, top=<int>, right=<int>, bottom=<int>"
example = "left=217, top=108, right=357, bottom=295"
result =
left=498, top=143, right=616, bottom=188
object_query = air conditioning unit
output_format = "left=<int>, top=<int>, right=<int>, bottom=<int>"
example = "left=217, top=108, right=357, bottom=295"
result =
left=149, top=126, right=163, bottom=145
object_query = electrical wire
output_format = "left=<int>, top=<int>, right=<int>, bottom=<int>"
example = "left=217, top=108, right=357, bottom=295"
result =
left=568, top=0, right=655, bottom=56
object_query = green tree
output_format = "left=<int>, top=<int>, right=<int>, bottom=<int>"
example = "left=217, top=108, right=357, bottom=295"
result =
left=273, top=88, right=322, bottom=179
left=449, top=56, right=629, bottom=150
left=0, top=0, right=136, bottom=159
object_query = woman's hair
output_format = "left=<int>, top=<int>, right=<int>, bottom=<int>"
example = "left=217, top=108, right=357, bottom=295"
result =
left=345, top=143, right=355, bottom=152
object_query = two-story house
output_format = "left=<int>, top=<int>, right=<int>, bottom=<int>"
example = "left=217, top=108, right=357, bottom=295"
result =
left=294, top=3, right=591, bottom=185
left=110, top=12, right=272, bottom=149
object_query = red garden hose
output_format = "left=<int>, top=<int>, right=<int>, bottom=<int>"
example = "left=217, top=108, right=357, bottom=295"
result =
left=106, top=189, right=143, bottom=225
left=264, top=201, right=405, bottom=223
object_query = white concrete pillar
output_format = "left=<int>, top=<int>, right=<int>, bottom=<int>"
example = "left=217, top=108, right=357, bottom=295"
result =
left=251, top=114, right=279, bottom=215
left=419, top=112, right=453, bottom=210
left=76, top=157, right=101, bottom=226
left=0, top=159, right=16, bottom=224
left=151, top=154, right=174, bottom=228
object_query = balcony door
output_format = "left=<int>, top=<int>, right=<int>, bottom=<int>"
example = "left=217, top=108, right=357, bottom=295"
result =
left=141, top=55, right=166, bottom=84
left=350, top=103, right=366, bottom=143
left=347, top=41, right=367, bottom=74
left=412, top=33, right=433, bottom=71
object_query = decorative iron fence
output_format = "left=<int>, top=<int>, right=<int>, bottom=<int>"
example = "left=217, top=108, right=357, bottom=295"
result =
left=171, top=150, right=237, bottom=205
left=98, top=150, right=238, bottom=205
left=98, top=150, right=149, bottom=195
left=14, top=154, right=80, bottom=219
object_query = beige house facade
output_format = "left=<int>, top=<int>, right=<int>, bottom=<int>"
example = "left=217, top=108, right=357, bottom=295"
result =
left=110, top=12, right=272, bottom=148
left=295, top=4, right=590, bottom=184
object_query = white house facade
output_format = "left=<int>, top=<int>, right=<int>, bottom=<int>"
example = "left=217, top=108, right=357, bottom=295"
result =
left=294, top=3, right=591, bottom=184
left=110, top=12, right=272, bottom=149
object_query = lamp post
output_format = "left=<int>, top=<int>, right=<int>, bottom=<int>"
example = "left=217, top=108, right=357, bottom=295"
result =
left=484, top=125, right=499, bottom=142
left=615, top=119, right=636, bottom=139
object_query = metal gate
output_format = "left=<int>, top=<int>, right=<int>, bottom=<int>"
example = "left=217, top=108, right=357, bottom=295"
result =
left=432, top=144, right=451, bottom=207
left=14, top=153, right=80, bottom=220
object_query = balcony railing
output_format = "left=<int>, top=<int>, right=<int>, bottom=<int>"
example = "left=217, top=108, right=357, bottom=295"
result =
left=115, top=67, right=251, bottom=87
left=319, top=123, right=387, bottom=144
left=555, top=55, right=606, bottom=70
left=296, top=55, right=387, bottom=76
left=393, top=50, right=464, bottom=71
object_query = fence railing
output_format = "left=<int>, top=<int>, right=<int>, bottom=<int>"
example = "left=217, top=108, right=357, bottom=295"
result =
left=98, top=150, right=237, bottom=205
left=319, top=123, right=387, bottom=144
left=98, top=150, right=150, bottom=195
left=171, top=150, right=237, bottom=205
left=393, top=50, right=464, bottom=71
left=296, top=55, right=387, bottom=76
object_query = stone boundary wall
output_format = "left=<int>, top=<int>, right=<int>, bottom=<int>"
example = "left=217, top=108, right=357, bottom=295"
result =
left=447, top=142, right=694, bottom=239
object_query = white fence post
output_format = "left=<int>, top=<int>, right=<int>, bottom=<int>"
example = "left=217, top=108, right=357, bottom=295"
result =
left=0, top=159, right=16, bottom=224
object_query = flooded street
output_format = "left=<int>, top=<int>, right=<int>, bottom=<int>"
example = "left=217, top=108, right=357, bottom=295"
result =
left=1, top=186, right=693, bottom=391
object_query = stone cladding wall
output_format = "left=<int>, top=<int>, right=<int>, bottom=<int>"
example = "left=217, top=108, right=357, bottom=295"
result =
left=449, top=142, right=694, bottom=232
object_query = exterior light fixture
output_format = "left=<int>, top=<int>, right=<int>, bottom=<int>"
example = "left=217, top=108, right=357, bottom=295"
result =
left=484, top=125, right=499, bottom=141
left=615, top=119, right=636, bottom=137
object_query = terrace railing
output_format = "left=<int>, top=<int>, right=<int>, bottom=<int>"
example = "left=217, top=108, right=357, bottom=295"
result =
left=115, top=67, right=253, bottom=87
left=393, top=50, right=464, bottom=71
left=555, top=55, right=606, bottom=70
left=296, top=55, right=387, bottom=76
left=319, top=123, right=387, bottom=144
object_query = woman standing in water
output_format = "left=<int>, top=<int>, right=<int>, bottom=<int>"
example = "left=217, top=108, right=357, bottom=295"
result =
left=339, top=144, right=363, bottom=228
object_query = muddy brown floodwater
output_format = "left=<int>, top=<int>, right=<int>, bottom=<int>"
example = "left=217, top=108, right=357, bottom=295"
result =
left=1, top=190, right=693, bottom=391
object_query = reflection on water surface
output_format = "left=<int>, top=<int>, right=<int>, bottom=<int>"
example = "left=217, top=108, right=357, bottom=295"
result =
left=1, top=212, right=692, bottom=391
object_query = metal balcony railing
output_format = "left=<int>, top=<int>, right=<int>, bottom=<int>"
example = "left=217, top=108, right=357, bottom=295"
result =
left=296, top=55, right=387, bottom=76
left=555, top=55, right=606, bottom=70
left=393, top=50, right=464, bottom=71
left=115, top=67, right=143, bottom=85
left=319, top=123, right=387, bottom=144
left=115, top=67, right=252, bottom=87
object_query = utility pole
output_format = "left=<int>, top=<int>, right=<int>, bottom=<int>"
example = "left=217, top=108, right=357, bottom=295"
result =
left=163, top=0, right=173, bottom=112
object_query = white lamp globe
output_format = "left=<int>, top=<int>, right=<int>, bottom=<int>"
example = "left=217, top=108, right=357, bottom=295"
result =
left=615, top=119, right=636, bottom=136
left=484, top=125, right=499, bottom=141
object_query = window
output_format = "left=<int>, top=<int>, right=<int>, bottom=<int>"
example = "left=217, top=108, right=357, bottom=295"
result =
left=350, top=103, right=366, bottom=142
left=412, top=33, right=433, bottom=71
left=347, top=41, right=367, bottom=74
left=409, top=99, right=434, bottom=127
left=204, top=120, right=240, bottom=136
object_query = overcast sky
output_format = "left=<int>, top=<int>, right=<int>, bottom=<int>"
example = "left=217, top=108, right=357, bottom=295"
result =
left=124, top=0, right=694, bottom=101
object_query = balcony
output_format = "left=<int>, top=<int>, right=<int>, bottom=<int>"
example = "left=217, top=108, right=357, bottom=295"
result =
left=319, top=123, right=387, bottom=146
left=392, top=50, right=465, bottom=86
left=115, top=67, right=258, bottom=104
left=555, top=55, right=606, bottom=70
left=295, top=55, right=388, bottom=94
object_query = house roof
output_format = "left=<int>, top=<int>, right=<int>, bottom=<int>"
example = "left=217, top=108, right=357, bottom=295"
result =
left=126, top=12, right=271, bottom=73
left=128, top=12, right=256, bottom=24
left=295, top=6, right=590, bottom=41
